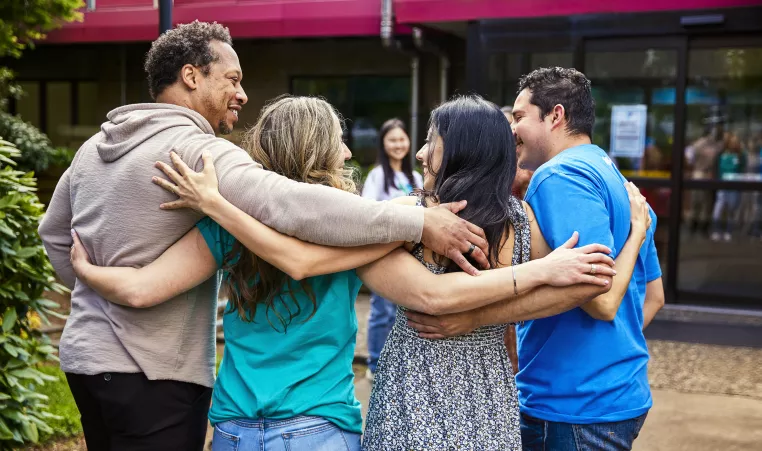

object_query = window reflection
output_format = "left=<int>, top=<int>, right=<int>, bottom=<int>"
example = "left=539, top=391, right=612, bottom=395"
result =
left=530, top=52, right=573, bottom=72
left=679, top=189, right=762, bottom=298
left=486, top=53, right=523, bottom=107
left=685, top=48, right=762, bottom=181
left=586, top=49, right=677, bottom=178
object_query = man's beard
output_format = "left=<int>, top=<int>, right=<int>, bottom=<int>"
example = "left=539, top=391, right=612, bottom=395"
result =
left=218, top=120, right=233, bottom=135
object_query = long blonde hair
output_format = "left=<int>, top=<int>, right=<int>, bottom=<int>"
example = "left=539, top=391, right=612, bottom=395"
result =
left=223, top=95, right=356, bottom=330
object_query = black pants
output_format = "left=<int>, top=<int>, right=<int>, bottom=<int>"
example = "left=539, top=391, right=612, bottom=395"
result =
left=66, top=372, right=212, bottom=451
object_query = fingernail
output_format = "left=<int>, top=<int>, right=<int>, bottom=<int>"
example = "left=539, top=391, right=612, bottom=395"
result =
left=613, top=270, right=617, bottom=275
left=605, top=280, right=610, bottom=285
left=70, top=229, right=75, bottom=237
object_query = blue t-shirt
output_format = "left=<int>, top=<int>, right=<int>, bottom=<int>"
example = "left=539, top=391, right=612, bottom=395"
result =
left=518, top=144, right=662, bottom=424
left=197, top=218, right=363, bottom=433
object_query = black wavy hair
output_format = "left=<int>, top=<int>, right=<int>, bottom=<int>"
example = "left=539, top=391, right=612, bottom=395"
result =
left=377, top=118, right=418, bottom=194
left=144, top=20, right=233, bottom=99
left=425, top=95, right=518, bottom=268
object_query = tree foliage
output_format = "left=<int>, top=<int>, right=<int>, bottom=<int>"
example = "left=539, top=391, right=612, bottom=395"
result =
left=0, top=0, right=84, bottom=59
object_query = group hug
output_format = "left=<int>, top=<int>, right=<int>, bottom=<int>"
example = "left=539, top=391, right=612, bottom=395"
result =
left=39, top=20, right=664, bottom=451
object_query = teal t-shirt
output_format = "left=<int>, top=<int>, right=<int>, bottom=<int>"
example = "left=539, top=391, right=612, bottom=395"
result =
left=717, top=152, right=744, bottom=180
left=197, top=218, right=363, bottom=433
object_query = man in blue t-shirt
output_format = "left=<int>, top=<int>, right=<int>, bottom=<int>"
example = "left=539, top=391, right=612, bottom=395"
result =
left=509, top=67, right=664, bottom=450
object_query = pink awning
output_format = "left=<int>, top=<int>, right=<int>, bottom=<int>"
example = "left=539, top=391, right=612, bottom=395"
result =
left=47, top=0, right=408, bottom=44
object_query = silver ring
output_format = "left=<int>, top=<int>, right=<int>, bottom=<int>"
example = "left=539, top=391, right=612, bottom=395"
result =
left=590, top=264, right=597, bottom=275
left=465, top=243, right=476, bottom=257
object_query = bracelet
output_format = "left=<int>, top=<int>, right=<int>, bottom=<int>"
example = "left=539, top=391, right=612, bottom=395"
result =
left=512, top=265, right=518, bottom=295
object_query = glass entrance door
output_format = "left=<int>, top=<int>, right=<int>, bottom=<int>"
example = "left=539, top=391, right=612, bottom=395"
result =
left=678, top=36, right=762, bottom=306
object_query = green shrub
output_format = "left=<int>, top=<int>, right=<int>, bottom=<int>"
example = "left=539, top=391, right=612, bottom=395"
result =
left=0, top=138, right=68, bottom=449
left=0, top=112, right=75, bottom=175
left=33, top=366, right=81, bottom=441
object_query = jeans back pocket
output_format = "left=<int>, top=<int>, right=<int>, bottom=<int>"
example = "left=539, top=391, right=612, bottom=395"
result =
left=281, top=422, right=360, bottom=451
left=212, top=424, right=241, bottom=451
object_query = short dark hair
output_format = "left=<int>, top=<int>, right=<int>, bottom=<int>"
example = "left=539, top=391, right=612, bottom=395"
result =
left=517, top=67, right=595, bottom=137
left=144, top=20, right=233, bottom=99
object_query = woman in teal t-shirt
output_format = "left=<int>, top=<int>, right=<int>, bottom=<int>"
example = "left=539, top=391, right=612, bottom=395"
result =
left=70, top=96, right=620, bottom=450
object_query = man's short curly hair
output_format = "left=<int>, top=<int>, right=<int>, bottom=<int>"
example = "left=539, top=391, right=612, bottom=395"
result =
left=144, top=20, right=233, bottom=100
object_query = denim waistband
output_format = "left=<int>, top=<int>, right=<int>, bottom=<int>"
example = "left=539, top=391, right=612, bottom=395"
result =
left=226, top=415, right=326, bottom=429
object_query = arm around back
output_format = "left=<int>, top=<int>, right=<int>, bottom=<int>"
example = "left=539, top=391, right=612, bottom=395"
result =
left=177, top=136, right=423, bottom=247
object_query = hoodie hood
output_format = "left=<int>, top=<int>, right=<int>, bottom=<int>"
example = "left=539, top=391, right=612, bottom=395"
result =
left=97, top=103, right=215, bottom=163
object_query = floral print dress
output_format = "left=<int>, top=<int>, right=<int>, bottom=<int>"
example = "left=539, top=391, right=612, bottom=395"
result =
left=362, top=195, right=531, bottom=451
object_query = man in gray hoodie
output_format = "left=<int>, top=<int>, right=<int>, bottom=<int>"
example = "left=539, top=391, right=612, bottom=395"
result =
left=38, top=21, right=488, bottom=450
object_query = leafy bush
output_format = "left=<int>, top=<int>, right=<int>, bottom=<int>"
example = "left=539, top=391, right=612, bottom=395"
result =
left=33, top=366, right=81, bottom=441
left=0, top=112, right=73, bottom=175
left=0, top=69, right=22, bottom=112
left=0, top=139, right=68, bottom=449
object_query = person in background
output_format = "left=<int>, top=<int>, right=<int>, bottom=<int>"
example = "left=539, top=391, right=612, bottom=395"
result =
left=685, top=119, right=724, bottom=236
left=711, top=132, right=745, bottom=242
left=748, top=135, right=762, bottom=240
left=361, top=119, right=423, bottom=381
left=501, top=105, right=515, bottom=123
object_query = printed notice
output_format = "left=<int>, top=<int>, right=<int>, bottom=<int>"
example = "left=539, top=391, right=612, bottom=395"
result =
left=610, top=105, right=647, bottom=158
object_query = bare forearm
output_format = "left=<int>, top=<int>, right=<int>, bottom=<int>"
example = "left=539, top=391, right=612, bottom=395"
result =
left=76, top=265, right=146, bottom=307
left=642, top=278, right=665, bottom=329
left=358, top=250, right=549, bottom=315
left=203, top=196, right=402, bottom=279
left=581, top=231, right=645, bottom=321
left=643, top=301, right=660, bottom=329
left=73, top=229, right=218, bottom=308
left=473, top=280, right=611, bottom=326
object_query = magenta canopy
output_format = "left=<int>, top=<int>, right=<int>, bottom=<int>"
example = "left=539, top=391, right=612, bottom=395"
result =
left=47, top=0, right=758, bottom=44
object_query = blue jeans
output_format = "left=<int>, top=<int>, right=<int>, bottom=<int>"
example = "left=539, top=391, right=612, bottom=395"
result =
left=366, top=293, right=396, bottom=373
left=212, top=416, right=360, bottom=451
left=520, top=413, right=648, bottom=451
left=712, top=190, right=741, bottom=235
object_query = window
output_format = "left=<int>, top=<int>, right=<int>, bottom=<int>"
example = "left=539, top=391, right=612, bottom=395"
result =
left=292, top=76, right=410, bottom=167
left=15, top=82, right=41, bottom=128
left=586, top=49, right=678, bottom=180
left=10, top=80, right=101, bottom=149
